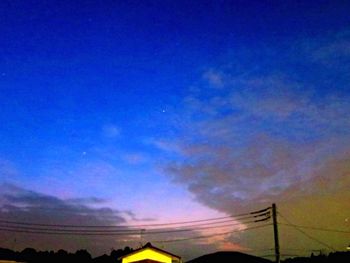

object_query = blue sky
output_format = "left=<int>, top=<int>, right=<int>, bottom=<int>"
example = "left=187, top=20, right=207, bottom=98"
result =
left=1, top=0, right=350, bottom=260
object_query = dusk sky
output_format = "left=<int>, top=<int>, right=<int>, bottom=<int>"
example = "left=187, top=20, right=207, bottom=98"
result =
left=1, top=0, right=350, bottom=261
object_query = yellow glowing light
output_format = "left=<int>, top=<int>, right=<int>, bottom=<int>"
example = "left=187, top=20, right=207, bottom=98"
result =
left=122, top=247, right=180, bottom=263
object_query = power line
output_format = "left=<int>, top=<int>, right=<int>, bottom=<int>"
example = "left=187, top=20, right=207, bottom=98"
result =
left=279, top=248, right=320, bottom=251
left=0, top=221, right=271, bottom=237
left=0, top=214, right=245, bottom=228
left=244, top=248, right=306, bottom=255
left=0, top=207, right=270, bottom=229
left=259, top=254, right=302, bottom=258
left=152, top=224, right=272, bottom=243
left=0, top=212, right=270, bottom=236
left=0, top=218, right=270, bottom=235
left=279, top=223, right=350, bottom=234
left=0, top=213, right=267, bottom=231
left=251, top=207, right=271, bottom=214
left=278, top=212, right=337, bottom=251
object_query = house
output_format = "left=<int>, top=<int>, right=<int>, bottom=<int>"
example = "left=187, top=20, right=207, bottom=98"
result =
left=119, top=243, right=182, bottom=263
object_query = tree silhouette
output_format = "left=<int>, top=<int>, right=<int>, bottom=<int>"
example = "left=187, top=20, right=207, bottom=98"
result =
left=0, top=246, right=348, bottom=263
left=75, top=249, right=92, bottom=262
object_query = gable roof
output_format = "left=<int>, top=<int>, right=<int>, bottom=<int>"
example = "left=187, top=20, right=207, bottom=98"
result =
left=119, top=243, right=181, bottom=260
left=126, top=260, right=164, bottom=263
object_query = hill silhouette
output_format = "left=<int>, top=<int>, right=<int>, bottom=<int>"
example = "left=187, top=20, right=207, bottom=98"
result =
left=1, top=247, right=350, bottom=263
left=186, top=251, right=272, bottom=263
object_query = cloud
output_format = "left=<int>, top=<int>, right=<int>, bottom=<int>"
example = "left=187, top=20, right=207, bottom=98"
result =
left=167, top=134, right=316, bottom=211
left=166, top=74, right=350, bottom=211
left=63, top=161, right=121, bottom=191
left=295, top=31, right=350, bottom=70
left=65, top=197, right=106, bottom=205
left=0, top=184, right=213, bottom=257
left=312, top=39, right=350, bottom=63
left=122, top=153, right=147, bottom=165
left=0, top=159, right=19, bottom=180
left=230, top=75, right=310, bottom=119
left=33, top=160, right=131, bottom=201
left=153, top=32, right=350, bottom=252
left=147, top=139, right=182, bottom=154
left=102, top=124, right=120, bottom=138
left=0, top=183, right=127, bottom=223
left=202, top=69, right=225, bottom=88
left=0, top=184, right=132, bottom=256
left=0, top=184, right=232, bottom=260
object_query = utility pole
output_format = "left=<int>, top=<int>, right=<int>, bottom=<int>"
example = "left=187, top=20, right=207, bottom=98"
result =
left=272, top=203, right=280, bottom=263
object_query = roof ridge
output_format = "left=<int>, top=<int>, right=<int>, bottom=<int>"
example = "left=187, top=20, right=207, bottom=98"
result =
left=119, top=243, right=181, bottom=260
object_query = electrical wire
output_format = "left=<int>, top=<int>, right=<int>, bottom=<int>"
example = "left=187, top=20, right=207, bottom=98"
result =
left=0, top=213, right=266, bottom=231
left=0, top=207, right=271, bottom=229
left=259, top=254, right=302, bottom=258
left=0, top=216, right=271, bottom=233
left=278, top=212, right=337, bottom=251
left=279, top=223, right=350, bottom=234
left=0, top=208, right=271, bottom=237
left=0, top=218, right=270, bottom=235
left=152, top=224, right=272, bottom=243
left=0, top=221, right=271, bottom=237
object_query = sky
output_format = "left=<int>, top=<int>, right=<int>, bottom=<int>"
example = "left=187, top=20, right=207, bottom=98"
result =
left=1, top=0, right=350, bottom=261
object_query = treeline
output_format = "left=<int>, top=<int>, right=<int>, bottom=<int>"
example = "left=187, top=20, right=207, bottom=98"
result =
left=0, top=246, right=133, bottom=263
left=282, top=251, right=350, bottom=263
left=1, top=247, right=350, bottom=263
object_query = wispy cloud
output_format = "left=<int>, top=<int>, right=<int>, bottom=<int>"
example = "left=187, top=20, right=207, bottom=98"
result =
left=102, top=124, right=120, bottom=138
left=202, top=69, right=225, bottom=88
left=166, top=71, right=350, bottom=210
left=146, top=138, right=182, bottom=154
left=312, top=38, right=350, bottom=63
left=0, top=184, right=126, bottom=224
left=0, top=158, right=20, bottom=180
left=0, top=184, right=130, bottom=255
left=230, top=74, right=309, bottom=119
left=122, top=153, right=147, bottom=165
left=153, top=32, right=350, bottom=251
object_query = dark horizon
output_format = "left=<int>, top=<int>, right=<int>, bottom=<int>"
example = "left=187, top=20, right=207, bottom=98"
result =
left=1, top=245, right=350, bottom=263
